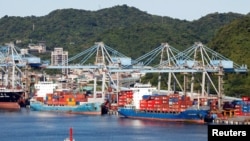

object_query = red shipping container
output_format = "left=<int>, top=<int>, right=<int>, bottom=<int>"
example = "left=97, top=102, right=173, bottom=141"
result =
left=118, top=101, right=125, bottom=106
left=154, top=104, right=163, bottom=108
left=140, top=103, right=148, bottom=107
left=172, top=104, right=180, bottom=109
left=118, top=98, right=126, bottom=102
left=140, top=107, right=147, bottom=110
left=47, top=101, right=53, bottom=105
left=186, top=101, right=193, bottom=106
left=162, top=108, right=169, bottom=112
left=162, top=96, right=169, bottom=100
left=154, top=100, right=163, bottom=104
left=140, top=100, right=148, bottom=104
left=59, top=101, right=67, bottom=105
left=127, top=94, right=133, bottom=98
left=180, top=105, right=187, bottom=108
left=173, top=108, right=180, bottom=112
left=156, top=107, right=163, bottom=111
left=162, top=100, right=168, bottom=104
left=161, top=103, right=169, bottom=108
left=234, top=108, right=242, bottom=112
left=147, top=100, right=155, bottom=104
left=147, top=107, right=154, bottom=111
left=242, top=96, right=249, bottom=101
left=147, top=103, right=154, bottom=108
left=234, top=111, right=243, bottom=116
left=119, top=95, right=127, bottom=100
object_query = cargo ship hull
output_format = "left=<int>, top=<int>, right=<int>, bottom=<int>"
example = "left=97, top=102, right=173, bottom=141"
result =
left=118, top=106, right=209, bottom=124
left=0, top=102, right=21, bottom=110
left=0, top=91, right=24, bottom=110
left=30, top=100, right=102, bottom=115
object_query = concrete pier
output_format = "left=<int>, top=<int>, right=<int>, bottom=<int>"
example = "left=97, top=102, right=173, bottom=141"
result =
left=108, top=110, right=118, bottom=115
left=213, top=116, right=250, bottom=125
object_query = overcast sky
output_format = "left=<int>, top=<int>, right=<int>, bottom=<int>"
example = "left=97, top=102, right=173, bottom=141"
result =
left=0, top=0, right=249, bottom=21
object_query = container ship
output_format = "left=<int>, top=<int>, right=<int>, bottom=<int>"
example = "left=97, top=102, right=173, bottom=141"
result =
left=117, top=84, right=250, bottom=124
left=30, top=90, right=109, bottom=115
left=115, top=83, right=219, bottom=123
left=117, top=90, right=213, bottom=124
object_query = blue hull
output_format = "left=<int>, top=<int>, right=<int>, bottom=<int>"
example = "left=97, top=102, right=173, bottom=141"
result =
left=118, top=108, right=209, bottom=124
left=30, top=101, right=102, bottom=115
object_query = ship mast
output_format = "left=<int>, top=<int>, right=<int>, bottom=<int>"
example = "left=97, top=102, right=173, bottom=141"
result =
left=10, top=43, right=15, bottom=88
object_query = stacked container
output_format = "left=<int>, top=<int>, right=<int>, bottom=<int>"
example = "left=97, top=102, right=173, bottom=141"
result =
left=118, top=90, right=133, bottom=106
left=232, top=100, right=243, bottom=116
left=75, top=93, right=86, bottom=103
left=241, top=96, right=250, bottom=116
left=45, top=91, right=88, bottom=106
left=209, top=99, right=218, bottom=111
left=139, top=94, right=193, bottom=113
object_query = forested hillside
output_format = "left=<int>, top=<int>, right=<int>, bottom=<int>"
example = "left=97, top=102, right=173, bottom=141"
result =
left=208, top=16, right=250, bottom=97
left=0, top=5, right=244, bottom=58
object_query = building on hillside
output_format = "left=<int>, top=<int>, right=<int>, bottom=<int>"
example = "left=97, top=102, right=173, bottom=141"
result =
left=28, top=41, right=46, bottom=53
left=51, top=47, right=68, bottom=74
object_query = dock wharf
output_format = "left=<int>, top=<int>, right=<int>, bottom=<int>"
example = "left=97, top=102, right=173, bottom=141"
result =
left=212, top=116, right=250, bottom=125
left=107, top=110, right=118, bottom=115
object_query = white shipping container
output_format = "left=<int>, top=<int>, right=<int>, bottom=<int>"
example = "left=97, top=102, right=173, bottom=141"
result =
left=210, top=60, right=233, bottom=69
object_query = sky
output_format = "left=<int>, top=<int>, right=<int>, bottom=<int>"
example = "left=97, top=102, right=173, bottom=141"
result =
left=0, top=0, right=250, bottom=21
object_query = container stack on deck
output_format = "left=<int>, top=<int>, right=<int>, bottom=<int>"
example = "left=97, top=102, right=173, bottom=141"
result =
left=242, top=96, right=250, bottom=116
left=117, top=90, right=220, bottom=112
left=34, top=91, right=88, bottom=106
left=232, top=96, right=250, bottom=116
left=138, top=94, right=194, bottom=113
left=217, top=96, right=250, bottom=118
left=118, top=90, right=133, bottom=107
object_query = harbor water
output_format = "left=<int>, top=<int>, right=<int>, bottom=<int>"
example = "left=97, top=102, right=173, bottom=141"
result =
left=0, top=108, right=207, bottom=141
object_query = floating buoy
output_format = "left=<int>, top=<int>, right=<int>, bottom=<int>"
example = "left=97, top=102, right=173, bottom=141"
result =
left=64, top=127, right=75, bottom=141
